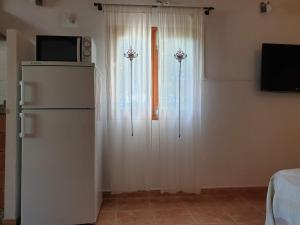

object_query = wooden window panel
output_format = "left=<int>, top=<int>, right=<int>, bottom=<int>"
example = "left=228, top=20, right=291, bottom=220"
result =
left=152, top=27, right=159, bottom=120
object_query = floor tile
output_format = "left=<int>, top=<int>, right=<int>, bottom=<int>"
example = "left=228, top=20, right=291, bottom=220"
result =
left=213, top=194, right=250, bottom=208
left=237, top=223, right=265, bottom=225
left=97, top=190, right=267, bottom=225
left=223, top=205, right=265, bottom=224
left=118, top=198, right=151, bottom=211
left=196, top=224, right=236, bottom=225
left=97, top=211, right=116, bottom=225
left=181, top=195, right=216, bottom=208
left=240, top=192, right=267, bottom=213
left=189, top=206, right=235, bottom=224
left=116, top=210, right=155, bottom=225
left=150, top=197, right=185, bottom=210
left=154, top=208, right=196, bottom=225
left=102, top=199, right=117, bottom=211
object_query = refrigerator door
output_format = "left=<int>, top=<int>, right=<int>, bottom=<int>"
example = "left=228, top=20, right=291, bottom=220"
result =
left=21, top=109, right=96, bottom=225
left=21, top=65, right=94, bottom=109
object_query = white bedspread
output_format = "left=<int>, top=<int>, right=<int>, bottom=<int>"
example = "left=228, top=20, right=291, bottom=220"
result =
left=266, top=169, right=300, bottom=225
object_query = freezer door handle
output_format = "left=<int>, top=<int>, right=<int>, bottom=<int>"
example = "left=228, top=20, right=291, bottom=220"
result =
left=19, top=113, right=25, bottom=138
left=19, top=113, right=37, bottom=138
left=19, top=81, right=38, bottom=107
left=19, top=81, right=25, bottom=106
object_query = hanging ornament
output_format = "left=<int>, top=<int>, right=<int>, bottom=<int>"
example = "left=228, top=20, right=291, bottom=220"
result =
left=124, top=47, right=138, bottom=136
left=174, top=49, right=187, bottom=138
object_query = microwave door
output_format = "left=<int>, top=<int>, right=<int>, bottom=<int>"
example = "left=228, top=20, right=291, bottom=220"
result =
left=36, top=35, right=79, bottom=62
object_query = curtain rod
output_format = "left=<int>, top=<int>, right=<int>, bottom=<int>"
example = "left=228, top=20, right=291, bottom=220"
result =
left=94, top=2, right=215, bottom=15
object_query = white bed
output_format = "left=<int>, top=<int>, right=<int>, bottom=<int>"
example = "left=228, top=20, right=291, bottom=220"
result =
left=266, top=169, right=300, bottom=225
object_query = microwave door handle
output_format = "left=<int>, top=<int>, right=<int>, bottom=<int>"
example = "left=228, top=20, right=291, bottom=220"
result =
left=77, top=37, right=81, bottom=62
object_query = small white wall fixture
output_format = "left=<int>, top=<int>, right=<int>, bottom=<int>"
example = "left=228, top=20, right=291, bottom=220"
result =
left=260, top=1, right=272, bottom=14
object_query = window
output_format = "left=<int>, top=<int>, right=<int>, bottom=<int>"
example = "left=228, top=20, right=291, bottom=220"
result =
left=106, top=9, right=203, bottom=122
left=105, top=7, right=204, bottom=194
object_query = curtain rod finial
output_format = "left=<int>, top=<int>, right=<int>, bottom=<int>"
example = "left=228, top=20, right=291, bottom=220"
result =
left=94, top=2, right=103, bottom=11
left=203, top=7, right=214, bottom=15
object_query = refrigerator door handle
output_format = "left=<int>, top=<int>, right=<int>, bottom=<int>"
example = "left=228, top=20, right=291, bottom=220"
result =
left=19, top=113, right=36, bottom=138
left=19, top=112, right=25, bottom=138
left=19, top=81, right=25, bottom=106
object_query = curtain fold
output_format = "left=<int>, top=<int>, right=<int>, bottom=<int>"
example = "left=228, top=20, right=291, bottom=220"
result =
left=104, top=6, right=204, bottom=194
left=105, top=6, right=152, bottom=193
left=156, top=8, right=203, bottom=193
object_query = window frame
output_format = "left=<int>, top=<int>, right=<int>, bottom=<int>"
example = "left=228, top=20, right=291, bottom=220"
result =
left=151, top=27, right=159, bottom=120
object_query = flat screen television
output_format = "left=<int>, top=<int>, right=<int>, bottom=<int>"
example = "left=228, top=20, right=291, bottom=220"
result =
left=261, top=43, right=300, bottom=92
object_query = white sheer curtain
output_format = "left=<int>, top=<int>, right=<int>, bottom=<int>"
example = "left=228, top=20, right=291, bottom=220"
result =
left=104, top=6, right=204, bottom=194
left=105, top=6, right=152, bottom=193
left=156, top=8, right=204, bottom=193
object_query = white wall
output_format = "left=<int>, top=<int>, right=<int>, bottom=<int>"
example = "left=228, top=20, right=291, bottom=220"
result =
left=200, top=0, right=300, bottom=187
left=0, top=41, right=7, bottom=104
left=1, top=0, right=300, bottom=200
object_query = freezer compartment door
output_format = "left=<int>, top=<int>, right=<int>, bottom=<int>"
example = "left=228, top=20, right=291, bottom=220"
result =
left=21, top=110, right=96, bottom=225
left=21, top=65, right=94, bottom=108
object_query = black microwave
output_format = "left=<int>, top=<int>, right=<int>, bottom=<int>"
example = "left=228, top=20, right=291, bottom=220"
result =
left=36, top=35, right=93, bottom=62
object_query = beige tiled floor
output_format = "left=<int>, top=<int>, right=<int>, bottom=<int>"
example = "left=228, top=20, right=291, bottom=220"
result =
left=97, top=190, right=267, bottom=225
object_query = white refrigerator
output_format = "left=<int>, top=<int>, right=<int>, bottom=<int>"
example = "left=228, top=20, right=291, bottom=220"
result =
left=20, top=62, right=98, bottom=225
